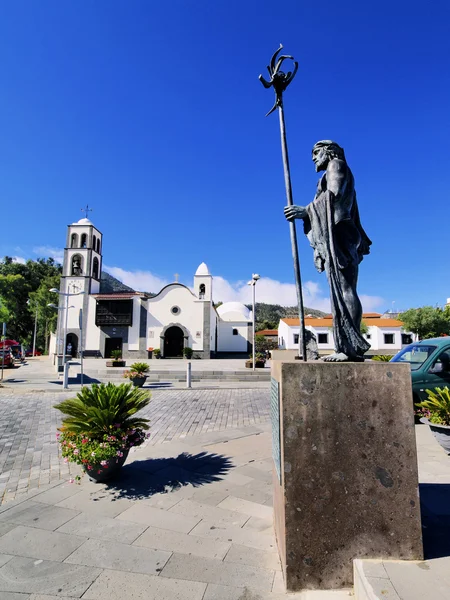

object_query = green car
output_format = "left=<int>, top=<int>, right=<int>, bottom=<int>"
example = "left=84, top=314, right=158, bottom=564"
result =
left=390, top=337, right=450, bottom=408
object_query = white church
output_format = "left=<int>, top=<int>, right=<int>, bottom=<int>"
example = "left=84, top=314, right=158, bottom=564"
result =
left=51, top=216, right=253, bottom=359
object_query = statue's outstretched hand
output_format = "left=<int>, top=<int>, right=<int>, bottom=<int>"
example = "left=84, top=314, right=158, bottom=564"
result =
left=284, top=205, right=307, bottom=221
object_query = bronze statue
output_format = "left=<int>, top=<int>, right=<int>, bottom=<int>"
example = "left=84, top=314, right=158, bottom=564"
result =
left=284, top=141, right=371, bottom=362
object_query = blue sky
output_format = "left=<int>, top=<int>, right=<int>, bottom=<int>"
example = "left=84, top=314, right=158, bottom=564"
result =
left=1, top=1, right=448, bottom=312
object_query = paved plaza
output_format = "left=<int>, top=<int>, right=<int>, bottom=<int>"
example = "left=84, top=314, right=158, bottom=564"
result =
left=1, top=360, right=450, bottom=598
left=0, top=387, right=270, bottom=505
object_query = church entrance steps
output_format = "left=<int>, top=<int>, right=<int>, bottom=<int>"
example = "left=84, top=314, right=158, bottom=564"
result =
left=83, top=368, right=270, bottom=382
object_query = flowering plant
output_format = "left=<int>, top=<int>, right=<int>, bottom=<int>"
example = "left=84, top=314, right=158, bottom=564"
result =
left=54, top=383, right=151, bottom=481
left=415, top=386, right=450, bottom=426
left=122, top=362, right=149, bottom=379
left=58, top=427, right=149, bottom=476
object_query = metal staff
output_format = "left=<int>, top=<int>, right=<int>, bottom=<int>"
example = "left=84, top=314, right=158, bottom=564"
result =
left=259, top=44, right=307, bottom=361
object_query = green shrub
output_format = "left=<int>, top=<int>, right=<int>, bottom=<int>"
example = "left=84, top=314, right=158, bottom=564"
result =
left=153, top=348, right=161, bottom=357
left=54, top=382, right=151, bottom=436
left=183, top=347, right=193, bottom=359
left=128, top=362, right=149, bottom=375
left=110, top=349, right=122, bottom=360
left=415, top=386, right=450, bottom=426
left=371, top=355, right=394, bottom=362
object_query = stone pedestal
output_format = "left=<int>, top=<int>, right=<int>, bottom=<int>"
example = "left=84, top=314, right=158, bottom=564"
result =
left=271, top=361, right=423, bottom=591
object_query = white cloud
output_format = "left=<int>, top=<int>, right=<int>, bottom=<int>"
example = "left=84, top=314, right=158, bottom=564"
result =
left=33, top=246, right=64, bottom=264
left=11, top=256, right=26, bottom=264
left=359, top=294, right=385, bottom=312
left=103, top=265, right=170, bottom=293
left=88, top=263, right=385, bottom=314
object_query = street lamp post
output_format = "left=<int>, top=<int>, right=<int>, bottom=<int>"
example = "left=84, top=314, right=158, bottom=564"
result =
left=26, top=300, right=38, bottom=357
left=247, top=274, right=260, bottom=372
left=49, top=288, right=84, bottom=389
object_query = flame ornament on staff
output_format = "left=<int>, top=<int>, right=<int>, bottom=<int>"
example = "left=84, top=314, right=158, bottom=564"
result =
left=259, top=45, right=306, bottom=361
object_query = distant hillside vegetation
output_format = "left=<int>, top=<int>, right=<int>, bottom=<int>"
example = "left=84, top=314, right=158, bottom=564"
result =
left=250, top=302, right=327, bottom=331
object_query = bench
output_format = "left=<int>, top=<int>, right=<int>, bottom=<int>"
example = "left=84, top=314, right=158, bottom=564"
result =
left=80, top=350, right=102, bottom=358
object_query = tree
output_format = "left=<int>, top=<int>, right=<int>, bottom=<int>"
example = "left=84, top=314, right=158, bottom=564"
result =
left=0, top=274, right=31, bottom=341
left=28, top=275, right=61, bottom=353
left=360, top=320, right=368, bottom=335
left=255, top=335, right=279, bottom=353
left=399, top=306, right=450, bottom=340
left=0, top=257, right=62, bottom=345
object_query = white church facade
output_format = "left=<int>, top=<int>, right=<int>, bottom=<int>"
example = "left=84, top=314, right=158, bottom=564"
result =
left=52, top=216, right=253, bottom=359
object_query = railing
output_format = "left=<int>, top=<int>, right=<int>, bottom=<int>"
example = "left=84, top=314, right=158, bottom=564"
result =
left=95, top=312, right=132, bottom=326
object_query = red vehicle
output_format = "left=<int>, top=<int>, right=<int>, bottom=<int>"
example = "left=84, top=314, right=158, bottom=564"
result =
left=0, top=348, right=15, bottom=368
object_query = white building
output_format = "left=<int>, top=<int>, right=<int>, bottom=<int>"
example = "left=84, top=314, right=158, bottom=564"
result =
left=278, top=314, right=415, bottom=355
left=52, top=217, right=253, bottom=359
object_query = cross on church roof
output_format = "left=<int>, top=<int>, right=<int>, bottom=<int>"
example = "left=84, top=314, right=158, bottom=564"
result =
left=81, top=204, right=93, bottom=219
left=174, top=273, right=179, bottom=282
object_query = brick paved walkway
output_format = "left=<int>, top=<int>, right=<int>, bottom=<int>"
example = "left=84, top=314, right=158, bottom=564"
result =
left=0, top=389, right=270, bottom=505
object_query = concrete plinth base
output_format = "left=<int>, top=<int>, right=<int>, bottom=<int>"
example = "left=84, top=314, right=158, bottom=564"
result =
left=271, top=361, right=423, bottom=592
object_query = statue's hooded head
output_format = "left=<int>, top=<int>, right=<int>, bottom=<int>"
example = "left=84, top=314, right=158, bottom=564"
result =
left=312, top=140, right=346, bottom=172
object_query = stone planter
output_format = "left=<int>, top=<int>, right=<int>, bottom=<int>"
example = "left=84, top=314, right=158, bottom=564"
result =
left=420, top=417, right=450, bottom=454
left=84, top=449, right=130, bottom=483
left=130, top=375, right=147, bottom=388
left=106, top=360, right=126, bottom=367
left=245, top=360, right=266, bottom=369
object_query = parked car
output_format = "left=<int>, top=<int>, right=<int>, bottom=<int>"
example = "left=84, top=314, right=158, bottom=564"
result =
left=10, top=345, right=25, bottom=362
left=0, top=348, right=15, bottom=368
left=390, top=338, right=450, bottom=410
left=25, top=348, right=42, bottom=357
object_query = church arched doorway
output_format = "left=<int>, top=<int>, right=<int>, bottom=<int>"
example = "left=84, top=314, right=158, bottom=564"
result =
left=66, top=333, right=78, bottom=357
left=163, top=326, right=184, bottom=358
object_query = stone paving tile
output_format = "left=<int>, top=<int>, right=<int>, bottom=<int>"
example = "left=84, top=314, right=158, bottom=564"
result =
left=0, top=525, right=86, bottom=561
left=0, top=556, right=101, bottom=597
left=56, top=512, right=147, bottom=544
left=189, top=520, right=277, bottom=553
left=168, top=498, right=249, bottom=527
left=242, top=515, right=273, bottom=533
left=224, top=543, right=282, bottom=571
left=202, top=583, right=289, bottom=600
left=65, top=537, right=171, bottom=575
left=0, top=500, right=79, bottom=531
left=160, top=552, right=275, bottom=592
left=0, top=523, right=16, bottom=537
left=133, top=525, right=231, bottom=559
left=55, top=490, right=133, bottom=518
left=0, top=553, right=14, bottom=568
left=82, top=569, right=207, bottom=600
left=0, top=389, right=270, bottom=505
left=117, top=503, right=201, bottom=533
left=218, top=496, right=274, bottom=520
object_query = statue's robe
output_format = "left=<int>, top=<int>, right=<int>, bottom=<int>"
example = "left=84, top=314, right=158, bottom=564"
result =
left=303, top=163, right=371, bottom=358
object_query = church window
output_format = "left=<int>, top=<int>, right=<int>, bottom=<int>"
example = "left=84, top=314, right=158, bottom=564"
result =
left=97, top=238, right=101, bottom=253
left=93, top=235, right=97, bottom=250
left=81, top=234, right=87, bottom=248
left=199, top=283, right=205, bottom=299
left=71, top=254, right=83, bottom=276
left=171, top=306, right=180, bottom=315
left=232, top=328, right=238, bottom=336
left=92, top=257, right=99, bottom=280
left=70, top=233, right=78, bottom=248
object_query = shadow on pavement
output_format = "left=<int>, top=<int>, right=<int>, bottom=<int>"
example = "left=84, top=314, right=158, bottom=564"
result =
left=48, top=375, right=102, bottom=385
left=420, top=483, right=450, bottom=559
left=103, top=451, right=234, bottom=500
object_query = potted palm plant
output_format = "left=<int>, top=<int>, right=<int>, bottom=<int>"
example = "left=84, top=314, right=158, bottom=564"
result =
left=245, top=352, right=266, bottom=369
left=416, top=386, right=450, bottom=454
left=153, top=348, right=161, bottom=359
left=54, top=383, right=151, bottom=482
left=106, top=349, right=126, bottom=367
left=123, top=362, right=150, bottom=387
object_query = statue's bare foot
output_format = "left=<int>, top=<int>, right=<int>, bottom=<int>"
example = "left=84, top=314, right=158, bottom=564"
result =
left=321, top=352, right=350, bottom=362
